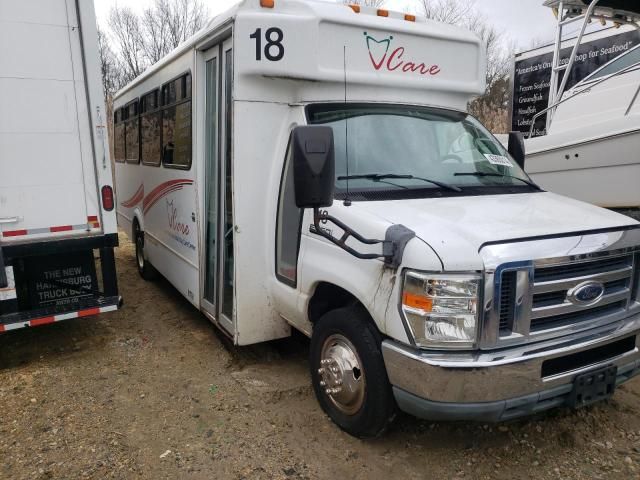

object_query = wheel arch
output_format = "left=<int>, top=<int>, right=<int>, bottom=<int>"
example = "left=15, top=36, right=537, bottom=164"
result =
left=131, top=209, right=145, bottom=238
left=307, top=282, right=380, bottom=332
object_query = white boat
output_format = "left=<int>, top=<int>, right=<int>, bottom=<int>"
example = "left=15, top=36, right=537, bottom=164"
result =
left=525, top=0, right=640, bottom=208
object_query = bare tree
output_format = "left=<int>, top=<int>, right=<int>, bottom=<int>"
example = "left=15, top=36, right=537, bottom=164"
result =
left=104, top=0, right=209, bottom=84
left=108, top=7, right=146, bottom=84
left=140, top=7, right=171, bottom=66
left=420, top=0, right=475, bottom=25
left=419, top=0, right=514, bottom=132
left=97, top=27, right=123, bottom=100
left=154, top=0, right=209, bottom=51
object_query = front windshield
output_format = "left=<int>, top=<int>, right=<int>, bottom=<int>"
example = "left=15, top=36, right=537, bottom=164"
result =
left=581, top=44, right=640, bottom=84
left=307, top=103, right=536, bottom=199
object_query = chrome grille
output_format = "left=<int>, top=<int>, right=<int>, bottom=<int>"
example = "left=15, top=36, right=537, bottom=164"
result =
left=499, top=271, right=517, bottom=331
left=480, top=229, right=640, bottom=350
left=530, top=253, right=634, bottom=332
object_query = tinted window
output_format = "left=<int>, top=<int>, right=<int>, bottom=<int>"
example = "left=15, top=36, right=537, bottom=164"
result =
left=124, top=101, right=139, bottom=164
left=276, top=141, right=302, bottom=286
left=142, top=113, right=161, bottom=166
left=141, top=91, right=161, bottom=166
left=114, top=108, right=126, bottom=163
left=584, top=45, right=640, bottom=82
left=162, top=74, right=192, bottom=169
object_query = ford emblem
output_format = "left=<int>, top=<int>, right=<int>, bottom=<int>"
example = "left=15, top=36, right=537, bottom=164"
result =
left=567, top=281, right=605, bottom=306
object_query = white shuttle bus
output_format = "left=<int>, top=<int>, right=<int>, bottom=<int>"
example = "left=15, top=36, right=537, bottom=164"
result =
left=115, top=0, right=640, bottom=437
left=0, top=0, right=120, bottom=333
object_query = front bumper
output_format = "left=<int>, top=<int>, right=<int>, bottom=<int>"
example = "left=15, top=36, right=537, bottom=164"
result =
left=382, top=311, right=640, bottom=421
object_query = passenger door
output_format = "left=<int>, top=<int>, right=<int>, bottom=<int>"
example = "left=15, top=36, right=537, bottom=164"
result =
left=200, top=37, right=235, bottom=336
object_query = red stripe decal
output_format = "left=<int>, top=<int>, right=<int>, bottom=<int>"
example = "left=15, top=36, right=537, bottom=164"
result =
left=31, top=316, right=56, bottom=327
left=121, top=184, right=145, bottom=208
left=87, top=215, right=99, bottom=222
left=50, top=225, right=73, bottom=233
left=142, top=180, right=193, bottom=211
left=143, top=185, right=185, bottom=214
left=78, top=308, right=101, bottom=318
left=2, top=230, right=28, bottom=237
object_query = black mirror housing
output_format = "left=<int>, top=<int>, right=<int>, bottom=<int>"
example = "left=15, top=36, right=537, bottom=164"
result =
left=508, top=131, right=526, bottom=169
left=292, top=126, right=335, bottom=209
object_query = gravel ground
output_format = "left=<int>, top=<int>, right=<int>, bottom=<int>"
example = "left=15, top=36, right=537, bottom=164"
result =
left=2, top=231, right=640, bottom=479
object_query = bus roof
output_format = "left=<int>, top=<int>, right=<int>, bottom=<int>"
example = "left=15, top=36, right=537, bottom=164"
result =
left=116, top=0, right=486, bottom=110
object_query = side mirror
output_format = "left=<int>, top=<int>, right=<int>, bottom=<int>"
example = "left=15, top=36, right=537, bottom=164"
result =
left=508, top=131, right=526, bottom=169
left=292, top=126, right=335, bottom=209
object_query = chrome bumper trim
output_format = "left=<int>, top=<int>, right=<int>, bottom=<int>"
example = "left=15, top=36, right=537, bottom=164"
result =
left=382, top=311, right=640, bottom=404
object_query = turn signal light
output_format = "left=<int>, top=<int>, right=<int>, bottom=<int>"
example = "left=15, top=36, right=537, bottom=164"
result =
left=102, top=185, right=115, bottom=212
left=403, top=293, right=433, bottom=312
left=260, top=0, right=274, bottom=8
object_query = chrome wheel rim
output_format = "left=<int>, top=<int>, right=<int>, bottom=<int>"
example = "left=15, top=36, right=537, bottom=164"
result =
left=136, top=236, right=145, bottom=270
left=318, top=334, right=366, bottom=415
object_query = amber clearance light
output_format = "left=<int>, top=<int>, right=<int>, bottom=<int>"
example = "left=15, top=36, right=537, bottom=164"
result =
left=402, top=292, right=433, bottom=312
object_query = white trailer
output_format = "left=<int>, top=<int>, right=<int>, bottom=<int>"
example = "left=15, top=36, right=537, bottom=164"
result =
left=0, top=0, right=120, bottom=332
left=115, top=0, right=640, bottom=437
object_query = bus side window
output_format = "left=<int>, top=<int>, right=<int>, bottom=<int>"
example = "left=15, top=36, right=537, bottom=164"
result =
left=114, top=109, right=126, bottom=163
left=141, top=90, right=161, bottom=166
left=275, top=138, right=302, bottom=287
left=162, top=73, right=192, bottom=169
left=125, top=100, right=140, bottom=164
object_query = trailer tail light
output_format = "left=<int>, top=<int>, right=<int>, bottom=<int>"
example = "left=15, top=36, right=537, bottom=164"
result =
left=102, top=186, right=114, bottom=211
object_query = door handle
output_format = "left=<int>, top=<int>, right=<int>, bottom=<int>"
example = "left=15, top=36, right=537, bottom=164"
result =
left=0, top=217, right=21, bottom=224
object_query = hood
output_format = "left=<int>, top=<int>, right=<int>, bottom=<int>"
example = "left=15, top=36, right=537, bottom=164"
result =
left=348, top=192, right=638, bottom=270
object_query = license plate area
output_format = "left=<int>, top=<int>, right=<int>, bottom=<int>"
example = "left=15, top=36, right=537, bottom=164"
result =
left=568, top=365, right=617, bottom=408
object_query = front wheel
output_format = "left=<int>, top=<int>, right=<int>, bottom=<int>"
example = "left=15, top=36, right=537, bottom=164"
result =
left=310, top=306, right=397, bottom=438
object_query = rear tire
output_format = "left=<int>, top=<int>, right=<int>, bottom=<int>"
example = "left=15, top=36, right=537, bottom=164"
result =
left=134, top=223, right=158, bottom=281
left=310, top=306, right=397, bottom=438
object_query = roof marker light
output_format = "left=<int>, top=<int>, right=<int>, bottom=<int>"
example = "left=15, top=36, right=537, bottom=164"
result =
left=404, top=14, right=416, bottom=22
left=348, top=4, right=360, bottom=13
left=260, top=0, right=274, bottom=8
left=377, top=9, right=389, bottom=17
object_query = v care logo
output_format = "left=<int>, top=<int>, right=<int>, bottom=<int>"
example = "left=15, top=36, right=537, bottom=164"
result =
left=364, top=32, right=441, bottom=76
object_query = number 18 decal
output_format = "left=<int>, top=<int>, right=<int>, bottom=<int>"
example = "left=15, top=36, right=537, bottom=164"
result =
left=249, top=27, right=284, bottom=61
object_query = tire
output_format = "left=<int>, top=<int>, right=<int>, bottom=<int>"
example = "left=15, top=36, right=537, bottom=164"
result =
left=134, top=223, right=158, bottom=281
left=310, top=306, right=397, bottom=438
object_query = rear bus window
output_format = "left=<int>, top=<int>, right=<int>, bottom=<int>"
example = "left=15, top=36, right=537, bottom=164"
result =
left=114, top=109, right=126, bottom=163
left=141, top=90, right=161, bottom=166
left=125, top=100, right=140, bottom=164
left=162, top=74, right=192, bottom=169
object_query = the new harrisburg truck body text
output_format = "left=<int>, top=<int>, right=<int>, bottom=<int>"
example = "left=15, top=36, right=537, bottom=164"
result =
left=114, top=0, right=640, bottom=437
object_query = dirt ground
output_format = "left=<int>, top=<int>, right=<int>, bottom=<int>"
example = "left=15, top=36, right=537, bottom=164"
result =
left=3, top=231, right=640, bottom=480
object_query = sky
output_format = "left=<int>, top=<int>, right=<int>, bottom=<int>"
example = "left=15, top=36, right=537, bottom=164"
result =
left=94, top=0, right=560, bottom=51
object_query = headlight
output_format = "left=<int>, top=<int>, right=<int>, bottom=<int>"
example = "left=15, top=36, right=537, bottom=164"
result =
left=401, top=271, right=482, bottom=349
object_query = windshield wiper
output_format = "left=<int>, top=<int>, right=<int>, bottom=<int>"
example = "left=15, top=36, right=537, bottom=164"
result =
left=338, top=173, right=462, bottom=192
left=453, top=172, right=542, bottom=190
